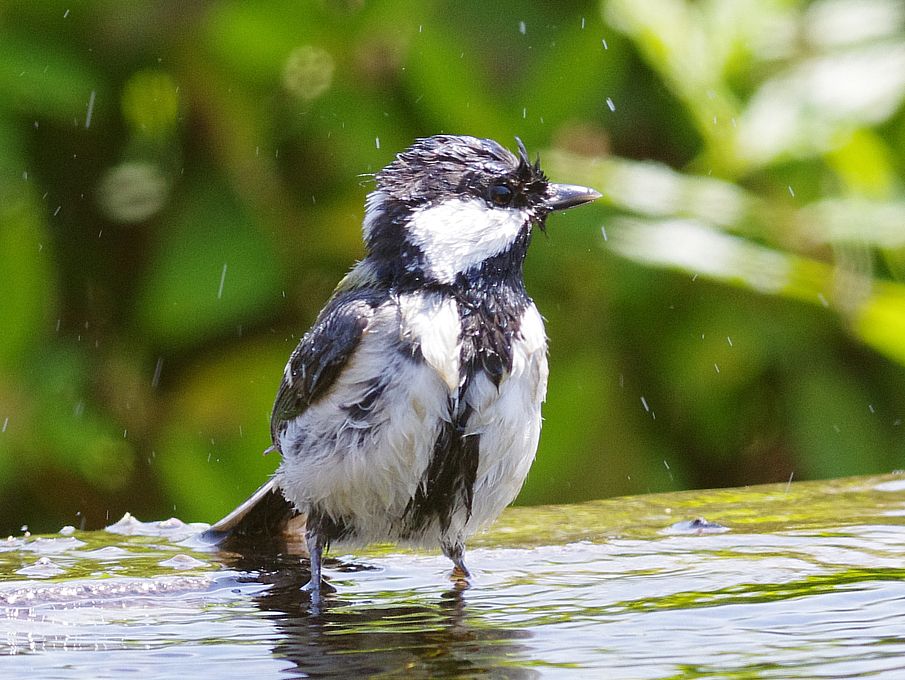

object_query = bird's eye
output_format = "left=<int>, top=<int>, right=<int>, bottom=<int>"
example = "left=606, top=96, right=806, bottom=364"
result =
left=488, top=183, right=513, bottom=207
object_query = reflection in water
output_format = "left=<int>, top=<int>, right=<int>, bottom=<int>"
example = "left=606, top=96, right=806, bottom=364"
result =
left=222, top=548, right=537, bottom=679
left=5, top=475, right=905, bottom=677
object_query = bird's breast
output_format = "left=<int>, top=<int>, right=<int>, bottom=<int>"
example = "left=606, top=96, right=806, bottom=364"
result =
left=397, top=291, right=462, bottom=393
left=277, top=288, right=548, bottom=546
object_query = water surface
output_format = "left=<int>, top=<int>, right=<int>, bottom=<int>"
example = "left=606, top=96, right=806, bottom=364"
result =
left=3, top=474, right=905, bottom=678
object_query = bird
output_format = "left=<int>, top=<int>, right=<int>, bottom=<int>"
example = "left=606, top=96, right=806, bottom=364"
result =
left=203, top=134, right=600, bottom=599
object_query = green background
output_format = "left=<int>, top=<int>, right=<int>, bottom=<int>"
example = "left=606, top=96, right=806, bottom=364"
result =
left=1, top=0, right=904, bottom=534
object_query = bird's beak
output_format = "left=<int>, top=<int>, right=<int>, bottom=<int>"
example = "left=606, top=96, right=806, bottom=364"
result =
left=545, top=183, right=602, bottom=211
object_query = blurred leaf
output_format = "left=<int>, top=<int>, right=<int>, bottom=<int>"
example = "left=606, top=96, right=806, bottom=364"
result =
left=0, top=204, right=55, bottom=368
left=854, top=289, right=905, bottom=367
left=543, top=150, right=756, bottom=229
left=733, top=42, right=905, bottom=170
left=135, top=178, right=284, bottom=348
left=522, top=350, right=687, bottom=504
left=121, top=70, right=181, bottom=138
left=796, top=198, right=905, bottom=249
left=604, top=0, right=745, bottom=168
left=0, top=30, right=103, bottom=121
left=24, top=344, right=135, bottom=491
left=202, top=1, right=327, bottom=89
left=0, top=118, right=55, bottom=370
left=404, top=22, right=507, bottom=137
left=826, top=128, right=896, bottom=198
left=787, top=365, right=890, bottom=478
left=154, top=340, right=286, bottom=521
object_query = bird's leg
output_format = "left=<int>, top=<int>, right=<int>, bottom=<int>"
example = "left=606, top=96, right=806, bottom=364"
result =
left=442, top=541, right=471, bottom=580
left=302, top=527, right=335, bottom=597
left=302, top=527, right=323, bottom=594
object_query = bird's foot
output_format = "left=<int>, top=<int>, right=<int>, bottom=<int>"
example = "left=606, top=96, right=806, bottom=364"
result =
left=450, top=564, right=471, bottom=580
left=301, top=578, right=337, bottom=594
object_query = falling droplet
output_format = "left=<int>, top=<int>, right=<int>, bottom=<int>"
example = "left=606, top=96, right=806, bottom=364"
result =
left=151, top=357, right=164, bottom=389
left=218, top=263, right=228, bottom=299
left=641, top=396, right=650, bottom=412
left=85, top=90, right=96, bottom=129
left=606, top=97, right=616, bottom=111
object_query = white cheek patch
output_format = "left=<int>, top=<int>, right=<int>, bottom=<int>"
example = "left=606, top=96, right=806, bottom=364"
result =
left=406, top=198, right=530, bottom=283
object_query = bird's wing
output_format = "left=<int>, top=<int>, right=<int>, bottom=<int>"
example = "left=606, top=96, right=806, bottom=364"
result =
left=202, top=287, right=382, bottom=548
left=269, top=289, right=379, bottom=448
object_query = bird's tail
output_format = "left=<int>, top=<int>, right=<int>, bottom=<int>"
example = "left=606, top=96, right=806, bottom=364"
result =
left=199, top=478, right=305, bottom=551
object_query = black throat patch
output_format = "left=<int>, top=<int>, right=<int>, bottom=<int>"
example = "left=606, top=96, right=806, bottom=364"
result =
left=403, top=257, right=532, bottom=538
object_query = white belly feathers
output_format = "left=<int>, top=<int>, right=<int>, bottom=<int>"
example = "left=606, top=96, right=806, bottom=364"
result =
left=276, top=291, right=548, bottom=546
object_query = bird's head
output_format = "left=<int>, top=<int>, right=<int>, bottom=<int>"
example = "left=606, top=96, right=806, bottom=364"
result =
left=362, top=135, right=600, bottom=287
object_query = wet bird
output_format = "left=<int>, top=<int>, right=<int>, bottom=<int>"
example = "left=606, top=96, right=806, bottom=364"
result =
left=204, top=134, right=600, bottom=598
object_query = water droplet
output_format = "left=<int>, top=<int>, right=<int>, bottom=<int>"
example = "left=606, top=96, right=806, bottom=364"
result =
left=375, top=137, right=380, bottom=149
left=151, top=357, right=164, bottom=389
left=519, top=21, right=526, bottom=35
left=601, top=225, right=608, bottom=241
left=84, top=90, right=96, bottom=128
left=217, top=263, right=227, bottom=299
left=606, top=97, right=616, bottom=111
left=641, top=396, right=650, bottom=412
left=602, top=38, right=608, bottom=50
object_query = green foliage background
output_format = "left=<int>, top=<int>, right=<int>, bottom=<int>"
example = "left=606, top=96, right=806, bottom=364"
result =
left=1, top=0, right=903, bottom=534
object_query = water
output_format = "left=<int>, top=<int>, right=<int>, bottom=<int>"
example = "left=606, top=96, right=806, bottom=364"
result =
left=3, top=474, right=905, bottom=678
